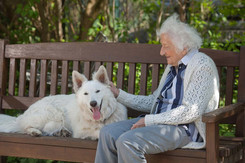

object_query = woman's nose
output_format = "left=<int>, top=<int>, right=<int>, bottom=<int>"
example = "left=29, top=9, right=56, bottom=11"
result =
left=160, top=47, right=165, bottom=56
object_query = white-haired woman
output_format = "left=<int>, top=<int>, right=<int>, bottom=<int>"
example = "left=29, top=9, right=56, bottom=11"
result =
left=95, top=14, right=220, bottom=163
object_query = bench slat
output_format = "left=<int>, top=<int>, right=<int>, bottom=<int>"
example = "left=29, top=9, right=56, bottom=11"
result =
left=0, top=132, right=206, bottom=163
left=225, top=67, right=234, bottom=105
left=200, top=48, right=239, bottom=66
left=237, top=46, right=245, bottom=101
left=151, top=64, right=160, bottom=93
left=217, top=66, right=222, bottom=80
left=219, top=140, right=242, bottom=157
left=128, top=63, right=136, bottom=94
left=8, top=58, right=16, bottom=96
left=84, top=61, right=91, bottom=79
left=0, top=132, right=241, bottom=163
left=50, top=60, right=58, bottom=95
left=29, top=59, right=37, bottom=97
left=95, top=62, right=102, bottom=71
left=0, top=139, right=97, bottom=163
left=61, top=61, right=68, bottom=94
left=5, top=43, right=164, bottom=64
left=39, top=60, right=47, bottom=97
left=140, top=64, right=147, bottom=95
left=2, top=96, right=41, bottom=110
left=217, top=66, right=222, bottom=106
left=18, top=59, right=26, bottom=96
left=73, top=61, right=79, bottom=72
left=117, top=63, right=125, bottom=89
left=5, top=43, right=240, bottom=66
left=106, top=62, right=113, bottom=81
left=236, top=46, right=245, bottom=138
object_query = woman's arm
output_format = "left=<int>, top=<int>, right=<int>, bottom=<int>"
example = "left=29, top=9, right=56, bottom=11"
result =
left=145, top=61, right=219, bottom=126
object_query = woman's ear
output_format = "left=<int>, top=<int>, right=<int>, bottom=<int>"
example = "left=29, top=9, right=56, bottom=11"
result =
left=181, top=47, right=188, bottom=56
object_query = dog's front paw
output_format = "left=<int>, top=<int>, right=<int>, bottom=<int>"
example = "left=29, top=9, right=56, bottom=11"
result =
left=89, top=136, right=98, bottom=140
left=26, top=128, right=42, bottom=137
left=52, top=129, right=72, bottom=137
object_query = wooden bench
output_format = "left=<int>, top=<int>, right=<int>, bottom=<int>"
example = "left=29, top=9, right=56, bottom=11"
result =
left=0, top=39, right=244, bottom=163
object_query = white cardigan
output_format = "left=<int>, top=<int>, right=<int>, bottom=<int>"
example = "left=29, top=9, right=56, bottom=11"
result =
left=117, top=52, right=220, bottom=149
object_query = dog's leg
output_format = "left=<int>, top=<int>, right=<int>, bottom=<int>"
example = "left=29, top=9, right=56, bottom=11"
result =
left=43, top=121, right=63, bottom=135
left=25, top=127, right=42, bottom=136
left=42, top=121, right=71, bottom=137
left=52, top=128, right=72, bottom=137
left=90, top=130, right=100, bottom=140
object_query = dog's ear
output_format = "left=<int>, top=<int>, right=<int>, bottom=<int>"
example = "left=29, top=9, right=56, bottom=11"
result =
left=93, top=65, right=110, bottom=85
left=72, top=71, right=87, bottom=92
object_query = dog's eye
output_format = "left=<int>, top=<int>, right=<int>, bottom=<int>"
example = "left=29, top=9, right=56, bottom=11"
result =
left=96, top=90, right=100, bottom=93
left=84, top=92, right=88, bottom=95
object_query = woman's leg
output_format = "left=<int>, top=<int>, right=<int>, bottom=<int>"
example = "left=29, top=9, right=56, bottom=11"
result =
left=95, top=118, right=140, bottom=163
left=116, top=124, right=190, bottom=163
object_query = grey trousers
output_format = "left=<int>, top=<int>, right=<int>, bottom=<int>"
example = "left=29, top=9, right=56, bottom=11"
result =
left=95, top=117, right=191, bottom=163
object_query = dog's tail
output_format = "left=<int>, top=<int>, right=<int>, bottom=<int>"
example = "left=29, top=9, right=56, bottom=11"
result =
left=0, top=114, right=19, bottom=133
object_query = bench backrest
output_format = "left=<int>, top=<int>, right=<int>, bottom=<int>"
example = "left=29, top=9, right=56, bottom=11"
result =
left=0, top=40, right=245, bottom=136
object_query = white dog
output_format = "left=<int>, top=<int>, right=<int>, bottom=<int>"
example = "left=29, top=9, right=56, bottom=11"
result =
left=0, top=65, right=127, bottom=140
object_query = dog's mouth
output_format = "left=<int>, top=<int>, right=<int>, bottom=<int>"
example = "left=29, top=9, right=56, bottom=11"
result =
left=90, top=100, right=103, bottom=120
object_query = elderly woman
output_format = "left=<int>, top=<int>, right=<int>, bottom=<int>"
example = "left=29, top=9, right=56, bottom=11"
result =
left=95, top=14, right=220, bottom=163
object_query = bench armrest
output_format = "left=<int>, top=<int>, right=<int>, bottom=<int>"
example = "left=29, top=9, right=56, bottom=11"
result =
left=202, top=102, right=245, bottom=123
left=202, top=102, right=245, bottom=162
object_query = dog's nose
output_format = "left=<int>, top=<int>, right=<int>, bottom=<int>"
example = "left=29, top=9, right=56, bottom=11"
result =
left=90, top=101, right=97, bottom=107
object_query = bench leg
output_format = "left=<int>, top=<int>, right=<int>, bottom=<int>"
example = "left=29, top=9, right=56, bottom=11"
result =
left=238, top=149, right=245, bottom=163
left=206, top=122, right=219, bottom=163
left=0, top=156, right=7, bottom=163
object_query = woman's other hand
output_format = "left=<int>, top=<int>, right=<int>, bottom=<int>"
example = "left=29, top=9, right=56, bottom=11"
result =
left=109, top=81, right=119, bottom=98
left=131, top=118, right=145, bottom=130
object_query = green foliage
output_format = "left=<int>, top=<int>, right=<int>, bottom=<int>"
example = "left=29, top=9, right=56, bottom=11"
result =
left=88, top=0, right=162, bottom=43
left=11, top=1, right=40, bottom=43
left=7, top=157, right=70, bottom=163
left=189, top=0, right=244, bottom=51
left=219, top=124, right=236, bottom=137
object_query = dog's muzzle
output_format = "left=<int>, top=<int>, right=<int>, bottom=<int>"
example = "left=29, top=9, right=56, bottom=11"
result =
left=90, top=100, right=103, bottom=120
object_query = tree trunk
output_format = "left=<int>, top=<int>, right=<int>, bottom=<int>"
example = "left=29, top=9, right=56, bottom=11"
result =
left=36, top=0, right=50, bottom=42
left=54, top=0, right=63, bottom=42
left=80, top=0, right=107, bottom=41
left=177, top=0, right=187, bottom=22
left=156, top=0, right=165, bottom=41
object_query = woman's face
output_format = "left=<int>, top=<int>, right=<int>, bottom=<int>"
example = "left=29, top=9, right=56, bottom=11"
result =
left=160, top=33, right=186, bottom=66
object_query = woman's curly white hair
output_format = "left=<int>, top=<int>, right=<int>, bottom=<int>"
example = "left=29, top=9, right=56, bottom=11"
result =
left=157, top=13, right=202, bottom=52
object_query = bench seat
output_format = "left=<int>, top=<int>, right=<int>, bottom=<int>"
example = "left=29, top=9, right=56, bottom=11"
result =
left=0, top=132, right=243, bottom=163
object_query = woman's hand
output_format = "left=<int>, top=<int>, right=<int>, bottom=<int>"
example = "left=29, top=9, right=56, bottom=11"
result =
left=131, top=118, right=145, bottom=130
left=109, top=81, right=119, bottom=98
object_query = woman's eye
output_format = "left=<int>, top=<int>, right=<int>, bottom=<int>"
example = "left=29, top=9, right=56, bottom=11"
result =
left=96, top=90, right=100, bottom=93
left=84, top=92, right=88, bottom=95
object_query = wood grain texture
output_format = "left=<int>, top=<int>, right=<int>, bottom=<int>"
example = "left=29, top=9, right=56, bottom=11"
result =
left=29, top=59, right=37, bottom=97
left=8, top=58, right=16, bottom=96
left=18, top=59, right=26, bottom=96
left=50, top=60, right=58, bottom=95
left=39, top=60, right=47, bottom=97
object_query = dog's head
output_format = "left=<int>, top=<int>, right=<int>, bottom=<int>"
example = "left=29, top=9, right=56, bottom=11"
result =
left=72, top=65, right=116, bottom=121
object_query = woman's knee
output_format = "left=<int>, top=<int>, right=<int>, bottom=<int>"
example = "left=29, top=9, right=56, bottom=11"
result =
left=99, top=123, right=126, bottom=143
left=99, top=125, right=114, bottom=140
left=116, top=133, right=132, bottom=153
left=116, top=131, right=140, bottom=149
left=115, top=133, right=127, bottom=147
left=116, top=131, right=146, bottom=160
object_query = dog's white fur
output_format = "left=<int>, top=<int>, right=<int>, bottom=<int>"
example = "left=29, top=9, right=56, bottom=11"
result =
left=0, top=65, right=127, bottom=140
